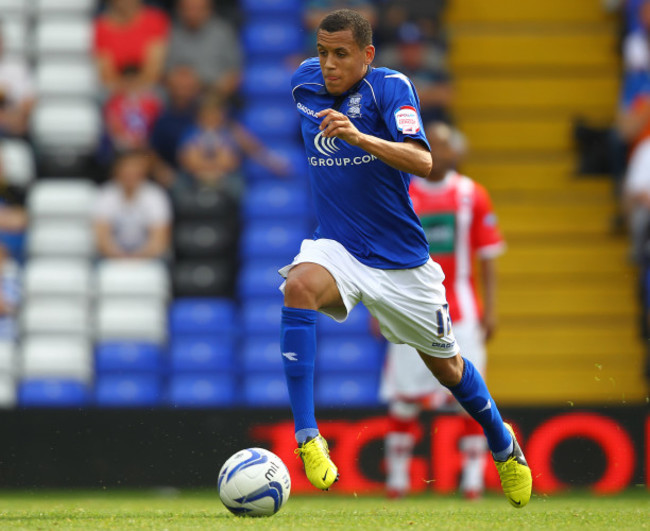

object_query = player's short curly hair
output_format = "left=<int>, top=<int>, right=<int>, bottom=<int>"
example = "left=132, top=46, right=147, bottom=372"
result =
left=317, top=9, right=373, bottom=49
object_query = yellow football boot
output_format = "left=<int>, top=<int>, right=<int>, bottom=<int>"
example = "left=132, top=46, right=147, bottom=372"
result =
left=295, top=434, right=339, bottom=490
left=494, top=423, right=533, bottom=508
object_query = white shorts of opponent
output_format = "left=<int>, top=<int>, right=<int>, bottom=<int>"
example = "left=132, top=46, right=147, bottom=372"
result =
left=379, top=320, right=486, bottom=408
left=279, top=238, right=460, bottom=359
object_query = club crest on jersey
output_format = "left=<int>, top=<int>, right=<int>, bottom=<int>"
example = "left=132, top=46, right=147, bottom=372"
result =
left=314, top=131, right=339, bottom=157
left=394, top=105, right=421, bottom=134
left=347, top=93, right=362, bottom=118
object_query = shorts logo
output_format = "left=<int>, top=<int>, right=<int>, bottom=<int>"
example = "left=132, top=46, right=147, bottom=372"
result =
left=431, top=341, right=455, bottom=349
left=395, top=105, right=421, bottom=135
left=314, top=131, right=340, bottom=157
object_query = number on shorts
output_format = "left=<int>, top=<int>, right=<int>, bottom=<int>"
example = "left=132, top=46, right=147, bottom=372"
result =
left=435, top=304, right=452, bottom=337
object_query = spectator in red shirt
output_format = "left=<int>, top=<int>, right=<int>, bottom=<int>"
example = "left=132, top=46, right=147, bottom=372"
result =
left=102, top=65, right=162, bottom=161
left=94, top=0, right=170, bottom=92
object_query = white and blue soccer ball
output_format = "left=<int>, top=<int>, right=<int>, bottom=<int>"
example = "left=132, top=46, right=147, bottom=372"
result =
left=218, top=447, right=291, bottom=517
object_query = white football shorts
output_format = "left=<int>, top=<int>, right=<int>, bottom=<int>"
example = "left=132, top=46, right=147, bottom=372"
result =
left=379, top=319, right=486, bottom=403
left=278, top=238, right=460, bottom=358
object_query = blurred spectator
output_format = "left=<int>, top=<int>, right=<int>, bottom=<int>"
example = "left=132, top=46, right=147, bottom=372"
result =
left=166, top=0, right=242, bottom=99
left=177, top=91, right=243, bottom=197
left=376, top=0, right=447, bottom=47
left=0, top=28, right=35, bottom=138
left=623, top=0, right=650, bottom=72
left=102, top=65, right=163, bottom=161
left=303, top=1, right=377, bottom=55
left=94, top=0, right=170, bottom=92
left=617, top=2, right=650, bottom=259
left=178, top=91, right=289, bottom=197
left=378, top=22, right=452, bottom=124
left=150, top=64, right=202, bottom=188
left=94, top=149, right=172, bottom=260
left=0, top=243, right=19, bottom=340
left=0, top=152, right=27, bottom=234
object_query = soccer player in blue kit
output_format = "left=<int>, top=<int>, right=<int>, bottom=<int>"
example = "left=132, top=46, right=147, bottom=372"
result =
left=279, top=9, right=532, bottom=507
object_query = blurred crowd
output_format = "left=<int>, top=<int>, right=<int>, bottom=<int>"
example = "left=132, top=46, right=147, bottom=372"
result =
left=617, top=0, right=650, bottom=263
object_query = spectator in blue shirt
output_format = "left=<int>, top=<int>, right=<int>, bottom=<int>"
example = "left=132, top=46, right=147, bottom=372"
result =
left=150, top=64, right=202, bottom=188
left=178, top=91, right=290, bottom=197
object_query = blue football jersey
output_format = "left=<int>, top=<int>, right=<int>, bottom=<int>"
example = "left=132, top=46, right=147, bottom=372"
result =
left=291, top=57, right=431, bottom=269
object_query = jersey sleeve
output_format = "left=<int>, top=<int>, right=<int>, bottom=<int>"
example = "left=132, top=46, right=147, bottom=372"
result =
left=378, top=71, right=430, bottom=149
left=471, top=183, right=505, bottom=258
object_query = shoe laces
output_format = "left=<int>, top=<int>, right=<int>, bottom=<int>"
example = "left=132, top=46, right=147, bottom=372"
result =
left=496, top=456, right=521, bottom=489
left=295, top=437, right=331, bottom=468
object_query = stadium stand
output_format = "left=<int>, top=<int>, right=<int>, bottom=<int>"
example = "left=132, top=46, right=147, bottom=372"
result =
left=446, top=0, right=647, bottom=403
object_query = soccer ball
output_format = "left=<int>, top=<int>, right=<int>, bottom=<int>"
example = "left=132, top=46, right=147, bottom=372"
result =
left=218, top=447, right=291, bottom=517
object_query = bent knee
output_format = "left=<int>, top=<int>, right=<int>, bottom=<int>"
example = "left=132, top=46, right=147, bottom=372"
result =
left=284, top=274, right=318, bottom=309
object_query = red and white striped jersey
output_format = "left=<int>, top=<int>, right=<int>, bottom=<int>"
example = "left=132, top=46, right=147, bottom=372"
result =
left=409, top=171, right=505, bottom=323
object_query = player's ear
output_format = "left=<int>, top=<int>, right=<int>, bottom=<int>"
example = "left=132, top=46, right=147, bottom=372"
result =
left=364, top=44, right=375, bottom=65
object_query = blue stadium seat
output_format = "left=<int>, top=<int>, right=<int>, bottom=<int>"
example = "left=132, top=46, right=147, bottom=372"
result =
left=241, top=0, right=302, bottom=17
left=238, top=259, right=284, bottom=298
left=319, top=303, right=373, bottom=336
left=243, top=143, right=308, bottom=183
left=317, top=336, right=385, bottom=373
left=241, top=335, right=283, bottom=372
left=95, top=342, right=165, bottom=373
left=18, top=379, right=89, bottom=407
left=170, top=337, right=235, bottom=372
left=243, top=373, right=289, bottom=407
left=241, top=102, right=299, bottom=141
left=242, top=62, right=294, bottom=100
left=242, top=21, right=303, bottom=57
left=168, top=374, right=236, bottom=407
left=315, top=373, right=380, bottom=408
left=169, top=298, right=236, bottom=335
left=95, top=375, right=163, bottom=407
left=240, top=297, right=283, bottom=335
left=243, top=182, right=310, bottom=221
left=240, top=220, right=308, bottom=261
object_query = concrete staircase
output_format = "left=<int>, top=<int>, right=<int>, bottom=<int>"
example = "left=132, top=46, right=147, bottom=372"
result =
left=445, top=0, right=648, bottom=404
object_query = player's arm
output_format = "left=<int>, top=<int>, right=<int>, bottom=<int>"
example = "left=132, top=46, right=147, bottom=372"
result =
left=94, top=220, right=127, bottom=258
left=132, top=224, right=170, bottom=259
left=479, top=256, right=498, bottom=341
left=316, top=108, right=432, bottom=177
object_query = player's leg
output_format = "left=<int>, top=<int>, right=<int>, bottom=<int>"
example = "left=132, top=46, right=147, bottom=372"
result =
left=367, top=260, right=530, bottom=507
left=282, top=262, right=343, bottom=490
left=379, top=341, right=439, bottom=498
left=453, top=322, right=487, bottom=499
left=417, top=352, right=532, bottom=508
left=459, top=416, right=487, bottom=499
left=385, top=399, right=420, bottom=498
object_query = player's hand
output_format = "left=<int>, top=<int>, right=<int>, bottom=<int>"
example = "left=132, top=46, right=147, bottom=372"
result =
left=481, top=311, right=497, bottom=342
left=316, top=108, right=363, bottom=146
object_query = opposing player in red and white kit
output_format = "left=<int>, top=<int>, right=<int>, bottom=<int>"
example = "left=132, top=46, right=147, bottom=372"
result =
left=380, top=122, right=505, bottom=499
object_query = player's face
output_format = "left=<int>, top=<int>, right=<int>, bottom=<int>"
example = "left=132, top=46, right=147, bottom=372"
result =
left=317, top=29, right=375, bottom=96
left=428, top=129, right=456, bottom=177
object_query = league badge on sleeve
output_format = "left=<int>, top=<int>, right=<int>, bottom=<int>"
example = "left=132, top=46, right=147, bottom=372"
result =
left=394, top=106, right=421, bottom=135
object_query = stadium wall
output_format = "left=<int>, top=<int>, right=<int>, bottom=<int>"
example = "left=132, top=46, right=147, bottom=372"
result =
left=0, top=407, right=646, bottom=493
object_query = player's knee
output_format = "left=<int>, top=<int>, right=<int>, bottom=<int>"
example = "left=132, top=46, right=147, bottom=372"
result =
left=284, top=274, right=318, bottom=309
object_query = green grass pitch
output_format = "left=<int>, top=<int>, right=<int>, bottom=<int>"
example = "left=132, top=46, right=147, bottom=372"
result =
left=0, top=489, right=647, bottom=530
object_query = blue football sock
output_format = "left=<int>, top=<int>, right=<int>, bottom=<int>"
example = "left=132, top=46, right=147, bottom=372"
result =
left=447, top=357, right=512, bottom=455
left=281, top=306, right=319, bottom=443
